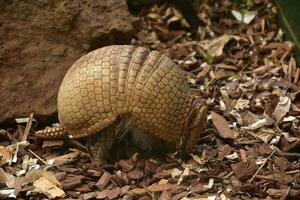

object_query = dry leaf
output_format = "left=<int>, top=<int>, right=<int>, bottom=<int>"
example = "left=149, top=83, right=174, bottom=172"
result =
left=0, top=168, right=22, bottom=198
left=0, top=168, right=16, bottom=188
left=241, top=118, right=268, bottom=130
left=177, top=167, right=190, bottom=185
left=199, top=35, right=240, bottom=57
left=225, top=152, right=239, bottom=160
left=231, top=160, right=259, bottom=180
left=169, top=168, right=182, bottom=178
left=231, top=10, right=257, bottom=24
left=211, top=112, right=239, bottom=139
left=273, top=96, right=291, bottom=122
left=234, top=99, right=250, bottom=111
left=0, top=189, right=16, bottom=199
left=0, top=141, right=29, bottom=165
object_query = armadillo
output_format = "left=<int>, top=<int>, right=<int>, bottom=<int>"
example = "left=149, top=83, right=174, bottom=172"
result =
left=36, top=45, right=207, bottom=164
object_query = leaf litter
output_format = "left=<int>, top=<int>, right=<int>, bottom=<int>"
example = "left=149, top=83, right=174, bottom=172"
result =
left=1, top=0, right=300, bottom=199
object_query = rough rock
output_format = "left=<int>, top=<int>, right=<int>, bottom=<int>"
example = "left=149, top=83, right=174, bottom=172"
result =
left=0, top=0, right=134, bottom=123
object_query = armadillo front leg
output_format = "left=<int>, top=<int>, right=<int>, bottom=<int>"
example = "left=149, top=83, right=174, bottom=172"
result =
left=86, top=122, right=119, bottom=165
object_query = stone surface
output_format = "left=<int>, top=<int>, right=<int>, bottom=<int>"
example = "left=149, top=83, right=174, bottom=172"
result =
left=0, top=0, right=134, bottom=123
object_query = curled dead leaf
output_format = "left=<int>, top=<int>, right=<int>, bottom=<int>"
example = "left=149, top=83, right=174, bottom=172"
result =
left=198, top=35, right=240, bottom=57
left=211, top=112, right=239, bottom=139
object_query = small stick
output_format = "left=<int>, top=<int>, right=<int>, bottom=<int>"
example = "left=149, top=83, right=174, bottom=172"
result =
left=22, top=112, right=34, bottom=141
left=222, top=171, right=234, bottom=179
left=277, top=151, right=300, bottom=158
left=250, top=149, right=276, bottom=183
left=282, top=187, right=290, bottom=200
left=28, top=149, right=47, bottom=165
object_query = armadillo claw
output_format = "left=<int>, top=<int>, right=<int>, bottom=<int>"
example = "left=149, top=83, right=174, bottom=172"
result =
left=183, top=101, right=208, bottom=155
left=86, top=122, right=119, bottom=165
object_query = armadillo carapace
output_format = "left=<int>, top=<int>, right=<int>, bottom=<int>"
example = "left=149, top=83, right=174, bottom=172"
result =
left=36, top=45, right=207, bottom=163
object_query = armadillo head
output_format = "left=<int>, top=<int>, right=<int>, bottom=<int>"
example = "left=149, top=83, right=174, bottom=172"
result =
left=180, top=99, right=208, bottom=156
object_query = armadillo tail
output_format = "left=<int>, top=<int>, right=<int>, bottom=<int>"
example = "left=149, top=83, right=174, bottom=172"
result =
left=35, top=124, right=67, bottom=139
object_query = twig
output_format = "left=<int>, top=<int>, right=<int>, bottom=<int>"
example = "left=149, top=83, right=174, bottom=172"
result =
left=22, top=112, right=34, bottom=141
left=204, top=74, right=236, bottom=90
left=28, top=149, right=47, bottom=165
left=222, top=171, right=234, bottom=179
left=277, top=151, right=300, bottom=158
left=285, top=170, right=300, bottom=175
left=250, top=149, right=276, bottom=183
left=281, top=187, right=291, bottom=200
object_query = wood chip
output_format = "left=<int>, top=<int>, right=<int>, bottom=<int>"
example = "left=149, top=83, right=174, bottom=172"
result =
left=127, top=168, right=144, bottom=180
left=33, top=177, right=65, bottom=199
left=126, top=188, right=147, bottom=196
left=147, top=183, right=172, bottom=192
left=118, top=159, right=134, bottom=171
left=61, top=175, right=84, bottom=190
left=96, top=172, right=112, bottom=190
left=107, top=187, right=121, bottom=199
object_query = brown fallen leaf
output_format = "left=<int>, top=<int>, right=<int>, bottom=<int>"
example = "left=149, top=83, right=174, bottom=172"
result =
left=231, top=160, right=259, bottom=180
left=0, top=168, right=22, bottom=198
left=217, top=144, right=233, bottom=160
left=273, top=96, right=291, bottom=122
left=273, top=157, right=293, bottom=171
left=211, top=112, right=239, bottom=139
left=198, top=34, right=240, bottom=57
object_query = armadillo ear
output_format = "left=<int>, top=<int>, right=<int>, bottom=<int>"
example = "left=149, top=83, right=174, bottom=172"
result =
left=184, top=103, right=208, bottom=154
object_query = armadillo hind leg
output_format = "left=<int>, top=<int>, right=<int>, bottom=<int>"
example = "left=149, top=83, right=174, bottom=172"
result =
left=126, top=127, right=177, bottom=155
left=86, top=122, right=120, bottom=165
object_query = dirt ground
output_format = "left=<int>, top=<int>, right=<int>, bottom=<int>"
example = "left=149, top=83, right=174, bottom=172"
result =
left=1, top=0, right=300, bottom=199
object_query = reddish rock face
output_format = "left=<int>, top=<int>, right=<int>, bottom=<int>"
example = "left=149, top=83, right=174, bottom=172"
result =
left=0, top=0, right=134, bottom=123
